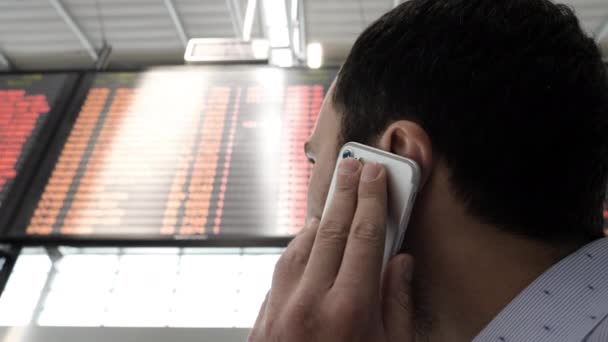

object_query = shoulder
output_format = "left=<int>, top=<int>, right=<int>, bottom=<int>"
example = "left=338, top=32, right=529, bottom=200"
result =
left=584, top=317, right=608, bottom=342
left=475, top=237, right=608, bottom=342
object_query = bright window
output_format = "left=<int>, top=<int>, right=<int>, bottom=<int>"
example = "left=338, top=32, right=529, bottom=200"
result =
left=0, top=247, right=282, bottom=328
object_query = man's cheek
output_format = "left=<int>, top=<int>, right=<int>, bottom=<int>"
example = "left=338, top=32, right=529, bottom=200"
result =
left=306, top=176, right=323, bottom=219
left=306, top=181, right=321, bottom=221
left=306, top=172, right=332, bottom=221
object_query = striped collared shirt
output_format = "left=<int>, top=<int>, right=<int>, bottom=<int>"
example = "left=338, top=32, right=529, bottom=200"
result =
left=474, top=237, right=608, bottom=341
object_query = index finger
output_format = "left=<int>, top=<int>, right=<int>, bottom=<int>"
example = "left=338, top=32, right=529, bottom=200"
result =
left=302, top=158, right=361, bottom=288
left=333, top=162, right=387, bottom=295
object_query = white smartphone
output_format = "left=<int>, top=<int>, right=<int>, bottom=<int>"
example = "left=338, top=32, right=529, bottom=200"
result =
left=322, top=142, right=421, bottom=271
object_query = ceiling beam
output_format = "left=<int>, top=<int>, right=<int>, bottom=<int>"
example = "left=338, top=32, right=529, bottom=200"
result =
left=257, top=0, right=267, bottom=39
left=242, top=0, right=258, bottom=41
left=285, top=0, right=295, bottom=56
left=289, top=0, right=305, bottom=60
left=226, top=0, right=245, bottom=40
left=0, top=50, right=11, bottom=71
left=95, top=43, right=112, bottom=71
left=48, top=0, right=99, bottom=62
left=163, top=0, right=188, bottom=48
left=298, top=0, right=307, bottom=59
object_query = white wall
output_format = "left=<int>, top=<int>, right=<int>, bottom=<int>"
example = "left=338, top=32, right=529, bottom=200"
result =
left=0, top=327, right=250, bottom=342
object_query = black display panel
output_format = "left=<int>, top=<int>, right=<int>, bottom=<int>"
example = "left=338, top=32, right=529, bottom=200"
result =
left=6, top=67, right=335, bottom=245
left=604, top=199, right=608, bottom=236
left=0, top=73, right=78, bottom=228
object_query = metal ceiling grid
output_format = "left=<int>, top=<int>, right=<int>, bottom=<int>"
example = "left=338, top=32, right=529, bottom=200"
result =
left=0, top=1, right=87, bottom=69
left=63, top=0, right=182, bottom=50
left=61, top=0, right=189, bottom=67
left=304, top=0, right=393, bottom=63
left=0, top=0, right=606, bottom=70
left=0, top=0, right=254, bottom=69
left=238, top=0, right=263, bottom=39
left=174, top=0, right=236, bottom=39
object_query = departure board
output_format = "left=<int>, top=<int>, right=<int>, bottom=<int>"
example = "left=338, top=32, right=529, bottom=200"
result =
left=0, top=73, right=77, bottom=226
left=9, top=67, right=335, bottom=243
left=604, top=199, right=608, bottom=236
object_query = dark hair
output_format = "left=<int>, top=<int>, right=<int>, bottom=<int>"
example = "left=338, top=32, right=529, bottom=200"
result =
left=334, top=0, right=608, bottom=240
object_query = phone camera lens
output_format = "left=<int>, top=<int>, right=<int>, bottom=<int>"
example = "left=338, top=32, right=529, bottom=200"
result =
left=342, top=150, right=354, bottom=159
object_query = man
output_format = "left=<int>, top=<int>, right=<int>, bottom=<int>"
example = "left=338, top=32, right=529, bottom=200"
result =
left=250, top=0, right=608, bottom=341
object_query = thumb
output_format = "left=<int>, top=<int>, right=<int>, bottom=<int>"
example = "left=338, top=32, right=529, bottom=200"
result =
left=382, top=254, right=415, bottom=342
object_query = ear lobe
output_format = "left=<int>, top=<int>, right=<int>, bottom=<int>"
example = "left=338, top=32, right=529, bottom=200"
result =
left=377, top=120, right=433, bottom=186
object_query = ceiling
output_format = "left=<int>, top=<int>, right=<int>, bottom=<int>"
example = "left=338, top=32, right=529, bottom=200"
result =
left=0, top=0, right=606, bottom=70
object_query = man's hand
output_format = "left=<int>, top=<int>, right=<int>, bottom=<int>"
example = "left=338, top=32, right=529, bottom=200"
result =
left=249, top=159, right=415, bottom=342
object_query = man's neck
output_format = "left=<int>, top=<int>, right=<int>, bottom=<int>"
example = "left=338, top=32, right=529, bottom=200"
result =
left=406, top=167, right=588, bottom=341
left=419, top=222, right=584, bottom=341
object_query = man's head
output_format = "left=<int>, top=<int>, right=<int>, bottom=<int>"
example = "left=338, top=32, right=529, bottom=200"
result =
left=306, top=0, right=608, bottom=242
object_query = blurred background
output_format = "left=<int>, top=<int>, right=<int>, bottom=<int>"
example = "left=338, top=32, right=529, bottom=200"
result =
left=0, top=1, right=606, bottom=342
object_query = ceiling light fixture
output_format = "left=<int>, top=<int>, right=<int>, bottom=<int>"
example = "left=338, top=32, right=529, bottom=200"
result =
left=306, top=42, right=323, bottom=69
left=262, top=0, right=290, bottom=48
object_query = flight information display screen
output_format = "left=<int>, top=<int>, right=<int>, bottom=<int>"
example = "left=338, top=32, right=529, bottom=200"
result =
left=604, top=200, right=608, bottom=236
left=0, top=73, right=76, bottom=225
left=10, top=67, right=336, bottom=243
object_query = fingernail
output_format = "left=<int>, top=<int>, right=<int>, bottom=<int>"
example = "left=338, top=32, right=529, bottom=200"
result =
left=361, top=163, right=382, bottom=182
left=403, top=257, right=414, bottom=282
left=309, top=217, right=320, bottom=226
left=339, top=158, right=360, bottom=175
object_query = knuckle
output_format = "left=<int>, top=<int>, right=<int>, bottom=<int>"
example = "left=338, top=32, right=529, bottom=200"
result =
left=351, top=219, right=383, bottom=243
left=358, top=182, right=383, bottom=200
left=306, top=218, right=321, bottom=230
left=285, top=236, right=297, bottom=250
left=336, top=174, right=359, bottom=193
left=277, top=248, right=308, bottom=270
left=285, top=233, right=302, bottom=250
left=336, top=300, right=361, bottom=320
left=317, top=219, right=349, bottom=243
left=283, top=308, right=308, bottom=327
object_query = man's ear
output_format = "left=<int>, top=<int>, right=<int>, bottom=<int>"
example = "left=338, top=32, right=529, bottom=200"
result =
left=376, top=120, right=433, bottom=186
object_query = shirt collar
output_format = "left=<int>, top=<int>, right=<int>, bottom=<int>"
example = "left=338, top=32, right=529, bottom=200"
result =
left=473, top=237, right=608, bottom=342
